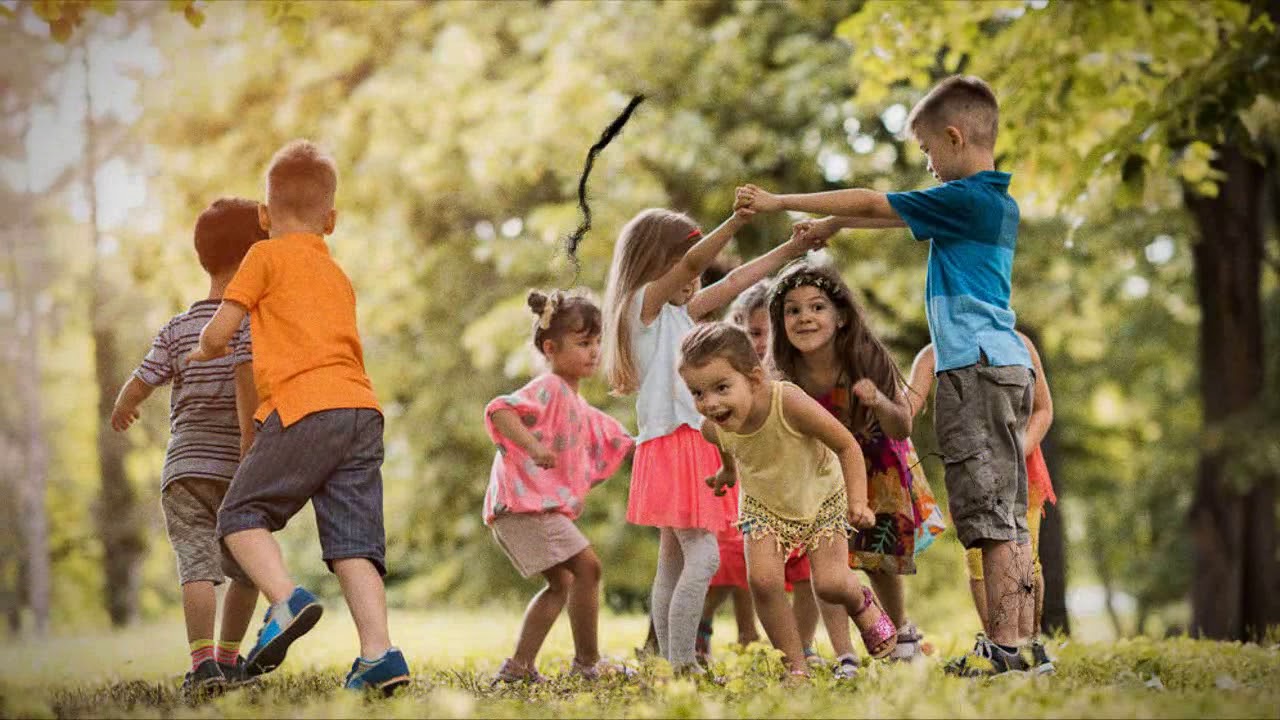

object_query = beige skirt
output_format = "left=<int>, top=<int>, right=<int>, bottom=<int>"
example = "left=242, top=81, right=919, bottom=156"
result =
left=490, top=511, right=590, bottom=578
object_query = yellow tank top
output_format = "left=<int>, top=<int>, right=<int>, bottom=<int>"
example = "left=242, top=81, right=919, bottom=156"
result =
left=714, top=381, right=845, bottom=522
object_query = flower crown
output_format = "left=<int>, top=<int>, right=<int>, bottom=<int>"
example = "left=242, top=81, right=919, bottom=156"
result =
left=771, top=271, right=842, bottom=306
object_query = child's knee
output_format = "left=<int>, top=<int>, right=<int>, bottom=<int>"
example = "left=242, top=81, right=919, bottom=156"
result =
left=571, top=553, right=602, bottom=584
left=748, top=573, right=787, bottom=599
left=545, top=567, right=574, bottom=594
left=812, top=577, right=849, bottom=605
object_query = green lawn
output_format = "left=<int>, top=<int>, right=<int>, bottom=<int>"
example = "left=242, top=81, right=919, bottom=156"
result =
left=2, top=608, right=1277, bottom=718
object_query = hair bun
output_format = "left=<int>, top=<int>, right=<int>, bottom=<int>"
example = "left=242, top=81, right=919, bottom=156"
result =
left=527, top=290, right=549, bottom=316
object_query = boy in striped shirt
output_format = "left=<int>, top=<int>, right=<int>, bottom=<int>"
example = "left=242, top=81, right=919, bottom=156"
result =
left=110, top=197, right=266, bottom=699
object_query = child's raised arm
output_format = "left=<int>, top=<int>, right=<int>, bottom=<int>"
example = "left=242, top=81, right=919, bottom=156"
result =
left=793, top=216, right=906, bottom=246
left=778, top=383, right=873, bottom=529
left=1019, top=332, right=1053, bottom=453
left=109, top=376, right=155, bottom=432
left=905, top=344, right=936, bottom=419
left=736, top=185, right=906, bottom=226
left=640, top=211, right=749, bottom=325
left=687, top=226, right=824, bottom=321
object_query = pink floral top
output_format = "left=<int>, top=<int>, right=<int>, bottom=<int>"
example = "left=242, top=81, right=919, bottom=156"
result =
left=483, top=373, right=634, bottom=524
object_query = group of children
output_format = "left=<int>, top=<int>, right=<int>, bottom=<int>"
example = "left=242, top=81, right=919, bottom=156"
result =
left=114, top=73, right=1058, bottom=698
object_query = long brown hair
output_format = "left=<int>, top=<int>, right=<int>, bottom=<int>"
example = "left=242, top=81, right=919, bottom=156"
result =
left=767, top=260, right=904, bottom=433
left=602, top=208, right=701, bottom=394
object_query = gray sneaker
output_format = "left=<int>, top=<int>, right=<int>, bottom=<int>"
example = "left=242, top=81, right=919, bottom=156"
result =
left=944, top=633, right=1030, bottom=677
left=1029, top=639, right=1056, bottom=675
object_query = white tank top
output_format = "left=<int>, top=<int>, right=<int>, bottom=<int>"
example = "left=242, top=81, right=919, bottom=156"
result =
left=629, top=285, right=704, bottom=443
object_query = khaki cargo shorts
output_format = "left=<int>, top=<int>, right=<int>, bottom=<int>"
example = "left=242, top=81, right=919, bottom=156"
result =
left=934, top=362, right=1034, bottom=549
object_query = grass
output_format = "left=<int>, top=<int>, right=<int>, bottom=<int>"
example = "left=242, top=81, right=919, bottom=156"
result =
left=1, top=607, right=1278, bottom=719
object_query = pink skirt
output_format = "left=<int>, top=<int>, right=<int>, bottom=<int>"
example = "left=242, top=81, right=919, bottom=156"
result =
left=628, top=424, right=731, bottom=532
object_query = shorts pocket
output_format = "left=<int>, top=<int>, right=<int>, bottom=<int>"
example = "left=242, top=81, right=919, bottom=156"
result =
left=939, top=430, right=997, bottom=525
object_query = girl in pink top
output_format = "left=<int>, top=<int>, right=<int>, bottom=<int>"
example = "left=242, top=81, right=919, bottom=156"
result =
left=483, top=291, right=634, bottom=683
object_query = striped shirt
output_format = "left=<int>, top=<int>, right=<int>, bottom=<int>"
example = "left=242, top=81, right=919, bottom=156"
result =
left=133, top=300, right=252, bottom=489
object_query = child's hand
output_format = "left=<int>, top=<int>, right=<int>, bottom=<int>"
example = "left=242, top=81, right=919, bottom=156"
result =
left=110, top=404, right=138, bottom=432
left=530, top=444, right=557, bottom=469
left=793, top=217, right=837, bottom=245
left=705, top=467, right=737, bottom=496
left=851, top=378, right=882, bottom=409
left=735, top=184, right=782, bottom=213
left=847, top=502, right=875, bottom=530
left=787, top=224, right=828, bottom=254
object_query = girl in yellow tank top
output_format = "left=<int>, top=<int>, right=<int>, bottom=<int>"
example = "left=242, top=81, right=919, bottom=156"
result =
left=678, top=321, right=899, bottom=677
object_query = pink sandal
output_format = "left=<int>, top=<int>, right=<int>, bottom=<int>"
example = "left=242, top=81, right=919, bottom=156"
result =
left=852, top=587, right=898, bottom=659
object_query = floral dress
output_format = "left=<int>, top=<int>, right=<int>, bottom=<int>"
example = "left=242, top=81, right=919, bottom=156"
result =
left=815, top=384, right=946, bottom=574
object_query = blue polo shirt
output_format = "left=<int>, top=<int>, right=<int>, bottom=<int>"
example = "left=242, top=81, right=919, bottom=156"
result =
left=887, top=171, right=1031, bottom=373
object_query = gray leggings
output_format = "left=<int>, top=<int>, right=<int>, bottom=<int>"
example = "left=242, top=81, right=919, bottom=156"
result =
left=651, top=527, right=719, bottom=668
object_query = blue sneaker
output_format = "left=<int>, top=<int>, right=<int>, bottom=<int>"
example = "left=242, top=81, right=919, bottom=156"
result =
left=344, top=647, right=411, bottom=696
left=244, top=587, right=323, bottom=677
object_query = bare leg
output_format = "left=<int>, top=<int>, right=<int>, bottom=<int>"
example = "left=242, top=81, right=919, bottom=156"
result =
left=808, top=535, right=895, bottom=657
left=817, top=594, right=855, bottom=658
left=791, top=580, right=819, bottom=649
left=745, top=536, right=805, bottom=674
left=730, top=587, right=760, bottom=644
left=223, top=529, right=294, bottom=604
left=980, top=539, right=1033, bottom=647
left=865, top=569, right=906, bottom=627
left=182, top=581, right=217, bottom=644
left=1033, top=566, right=1044, bottom=635
left=333, top=558, right=392, bottom=659
left=511, top=565, right=573, bottom=669
left=969, top=578, right=992, bottom=635
left=218, top=579, right=259, bottom=648
left=564, top=548, right=602, bottom=666
left=701, top=586, right=731, bottom=625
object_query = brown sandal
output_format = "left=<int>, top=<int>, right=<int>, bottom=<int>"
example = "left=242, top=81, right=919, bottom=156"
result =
left=851, top=586, right=898, bottom=659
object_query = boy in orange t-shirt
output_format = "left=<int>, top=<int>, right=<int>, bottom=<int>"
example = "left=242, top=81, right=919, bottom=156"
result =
left=189, top=140, right=409, bottom=695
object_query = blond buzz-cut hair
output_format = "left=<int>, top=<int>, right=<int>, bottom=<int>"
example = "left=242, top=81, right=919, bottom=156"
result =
left=265, top=139, right=338, bottom=227
left=906, top=75, right=1000, bottom=150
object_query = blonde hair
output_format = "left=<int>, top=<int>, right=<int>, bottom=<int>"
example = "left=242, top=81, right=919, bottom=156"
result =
left=265, top=139, right=338, bottom=228
left=906, top=75, right=1000, bottom=150
left=602, top=208, right=701, bottom=394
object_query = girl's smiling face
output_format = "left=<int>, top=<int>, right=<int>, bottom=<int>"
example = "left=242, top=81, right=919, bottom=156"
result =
left=782, top=285, right=842, bottom=356
left=680, top=357, right=765, bottom=434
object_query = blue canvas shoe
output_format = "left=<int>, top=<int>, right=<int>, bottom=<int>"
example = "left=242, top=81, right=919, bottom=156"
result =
left=344, top=647, right=411, bottom=696
left=244, top=587, right=323, bottom=677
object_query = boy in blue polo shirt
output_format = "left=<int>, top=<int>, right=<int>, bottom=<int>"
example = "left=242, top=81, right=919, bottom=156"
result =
left=735, top=75, right=1046, bottom=675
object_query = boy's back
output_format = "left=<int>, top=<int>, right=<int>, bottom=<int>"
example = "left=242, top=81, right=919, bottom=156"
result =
left=223, top=232, right=378, bottom=428
left=137, top=303, right=251, bottom=487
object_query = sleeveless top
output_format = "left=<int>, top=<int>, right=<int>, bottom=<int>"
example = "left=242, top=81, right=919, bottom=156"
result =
left=629, top=285, right=704, bottom=443
left=712, top=381, right=844, bottom=522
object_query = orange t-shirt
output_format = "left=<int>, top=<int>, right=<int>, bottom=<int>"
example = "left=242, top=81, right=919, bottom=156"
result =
left=224, top=232, right=380, bottom=427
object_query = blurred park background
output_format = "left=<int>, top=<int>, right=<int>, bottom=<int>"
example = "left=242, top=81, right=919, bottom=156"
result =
left=1, top=0, right=1277, bottom=650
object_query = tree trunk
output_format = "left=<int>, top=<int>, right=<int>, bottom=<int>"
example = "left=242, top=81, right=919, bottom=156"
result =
left=3, top=192, right=51, bottom=634
left=82, top=43, right=144, bottom=627
left=1184, top=145, right=1273, bottom=641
